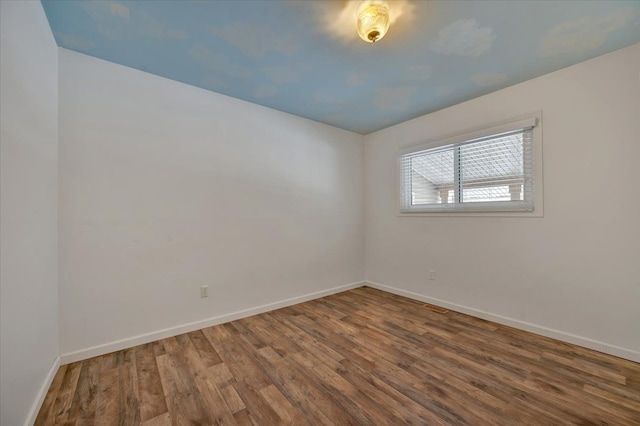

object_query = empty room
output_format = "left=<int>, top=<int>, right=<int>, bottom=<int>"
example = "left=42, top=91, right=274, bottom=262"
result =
left=1, top=0, right=639, bottom=424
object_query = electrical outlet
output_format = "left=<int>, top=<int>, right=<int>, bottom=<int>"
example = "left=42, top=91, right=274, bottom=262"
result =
left=200, top=285, right=208, bottom=298
left=428, top=270, right=436, bottom=281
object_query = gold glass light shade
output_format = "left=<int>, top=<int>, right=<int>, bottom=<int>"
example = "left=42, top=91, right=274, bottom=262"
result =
left=356, top=0, right=391, bottom=43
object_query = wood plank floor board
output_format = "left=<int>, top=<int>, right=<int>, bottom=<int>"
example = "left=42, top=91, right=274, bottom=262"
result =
left=135, top=343, right=167, bottom=422
left=290, top=350, right=400, bottom=425
left=35, top=287, right=640, bottom=425
left=180, top=342, right=237, bottom=425
left=186, top=330, right=223, bottom=368
left=253, top=352, right=334, bottom=424
left=34, top=365, right=68, bottom=426
left=119, top=362, right=141, bottom=425
left=238, top=315, right=302, bottom=359
left=93, top=368, right=119, bottom=426
left=51, top=362, right=83, bottom=424
left=67, top=357, right=101, bottom=425
left=336, top=359, right=444, bottom=425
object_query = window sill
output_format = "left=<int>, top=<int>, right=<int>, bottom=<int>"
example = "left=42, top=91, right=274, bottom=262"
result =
left=397, top=208, right=543, bottom=218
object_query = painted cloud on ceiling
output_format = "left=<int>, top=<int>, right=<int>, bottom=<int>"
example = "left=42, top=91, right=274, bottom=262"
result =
left=313, top=93, right=346, bottom=105
left=435, top=86, right=455, bottom=98
left=539, top=9, right=633, bottom=57
left=472, top=73, right=507, bottom=87
left=430, top=19, right=495, bottom=57
left=189, top=44, right=251, bottom=79
left=374, top=86, right=417, bottom=112
left=347, top=73, right=367, bottom=86
left=54, top=33, right=96, bottom=51
left=109, top=2, right=129, bottom=19
left=202, top=75, right=227, bottom=90
left=254, top=84, right=277, bottom=99
left=210, top=22, right=299, bottom=60
left=81, top=1, right=186, bottom=41
left=405, top=65, right=432, bottom=81
left=263, top=66, right=300, bottom=85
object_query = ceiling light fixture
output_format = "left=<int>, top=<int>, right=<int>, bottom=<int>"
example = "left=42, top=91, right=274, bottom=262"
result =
left=356, top=0, right=391, bottom=43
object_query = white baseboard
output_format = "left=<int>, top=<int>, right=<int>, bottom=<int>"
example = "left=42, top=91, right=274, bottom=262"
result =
left=365, top=281, right=640, bottom=363
left=59, top=279, right=640, bottom=365
left=25, top=355, right=60, bottom=426
left=60, top=281, right=365, bottom=365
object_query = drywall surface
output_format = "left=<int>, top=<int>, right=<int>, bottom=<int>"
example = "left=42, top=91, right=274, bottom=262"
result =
left=0, top=1, right=60, bottom=424
left=58, top=49, right=364, bottom=355
left=364, top=43, right=640, bottom=358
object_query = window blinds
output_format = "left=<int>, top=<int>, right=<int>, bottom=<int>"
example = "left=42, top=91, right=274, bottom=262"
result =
left=400, top=123, right=535, bottom=213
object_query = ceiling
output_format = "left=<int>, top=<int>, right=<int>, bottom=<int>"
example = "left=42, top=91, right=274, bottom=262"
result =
left=41, top=1, right=640, bottom=134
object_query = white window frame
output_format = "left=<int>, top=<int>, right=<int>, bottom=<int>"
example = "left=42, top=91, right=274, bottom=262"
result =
left=397, top=112, right=543, bottom=217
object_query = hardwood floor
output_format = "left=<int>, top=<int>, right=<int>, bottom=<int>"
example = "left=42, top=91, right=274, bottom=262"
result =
left=36, top=287, right=640, bottom=425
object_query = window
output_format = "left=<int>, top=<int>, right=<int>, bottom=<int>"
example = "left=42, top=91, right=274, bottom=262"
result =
left=399, top=116, right=539, bottom=213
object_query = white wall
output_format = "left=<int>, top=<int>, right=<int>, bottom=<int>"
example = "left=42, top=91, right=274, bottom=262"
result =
left=0, top=1, right=60, bottom=425
left=58, top=49, right=364, bottom=357
left=364, top=43, right=640, bottom=361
